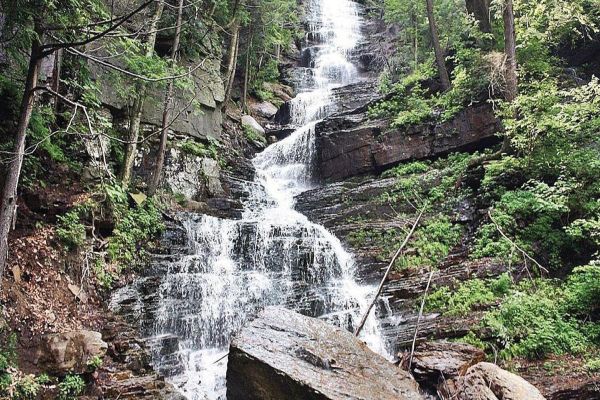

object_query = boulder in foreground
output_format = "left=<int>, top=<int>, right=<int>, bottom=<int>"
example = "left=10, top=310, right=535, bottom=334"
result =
left=227, top=307, right=424, bottom=400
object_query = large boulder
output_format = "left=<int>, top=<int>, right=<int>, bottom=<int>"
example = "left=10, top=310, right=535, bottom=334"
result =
left=33, top=330, right=107, bottom=375
left=226, top=307, right=424, bottom=400
left=446, top=362, right=546, bottom=400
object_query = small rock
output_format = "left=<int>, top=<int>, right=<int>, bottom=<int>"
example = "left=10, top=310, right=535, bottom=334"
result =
left=250, top=101, right=279, bottom=118
left=12, top=265, right=21, bottom=283
left=68, top=283, right=88, bottom=303
left=241, top=115, right=266, bottom=136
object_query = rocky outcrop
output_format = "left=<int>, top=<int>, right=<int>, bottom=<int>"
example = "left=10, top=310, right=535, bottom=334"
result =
left=32, top=330, right=107, bottom=375
left=446, top=362, right=547, bottom=400
left=226, top=307, right=424, bottom=400
left=315, top=103, right=501, bottom=182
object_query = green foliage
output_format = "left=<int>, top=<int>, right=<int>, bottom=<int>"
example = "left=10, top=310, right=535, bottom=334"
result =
left=107, top=195, right=164, bottom=268
left=56, top=209, right=87, bottom=251
left=472, top=183, right=579, bottom=269
left=426, top=273, right=512, bottom=316
left=180, top=139, right=221, bottom=164
left=57, top=374, right=85, bottom=400
left=379, top=152, right=476, bottom=215
left=585, top=358, right=600, bottom=372
left=483, top=280, right=590, bottom=360
left=86, top=355, right=103, bottom=371
left=562, top=265, right=600, bottom=318
left=243, top=125, right=266, bottom=144
left=382, top=160, right=431, bottom=178
left=92, top=258, right=115, bottom=289
left=0, top=331, right=50, bottom=399
left=397, top=215, right=462, bottom=269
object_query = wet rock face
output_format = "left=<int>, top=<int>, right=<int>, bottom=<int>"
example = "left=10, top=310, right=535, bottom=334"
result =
left=226, top=307, right=424, bottom=400
left=315, top=103, right=501, bottom=182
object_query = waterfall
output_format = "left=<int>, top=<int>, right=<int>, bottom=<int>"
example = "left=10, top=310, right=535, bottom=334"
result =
left=112, top=0, right=387, bottom=398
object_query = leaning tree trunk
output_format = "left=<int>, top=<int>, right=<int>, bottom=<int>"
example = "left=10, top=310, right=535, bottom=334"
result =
left=149, top=0, right=184, bottom=196
left=222, top=17, right=240, bottom=111
left=425, top=0, right=451, bottom=91
left=121, top=0, right=165, bottom=186
left=503, top=0, right=518, bottom=103
left=241, top=25, right=252, bottom=113
left=0, top=38, right=42, bottom=283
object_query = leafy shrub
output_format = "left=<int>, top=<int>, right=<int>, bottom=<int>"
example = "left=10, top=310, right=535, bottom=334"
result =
left=483, top=280, right=589, bottom=360
left=86, top=355, right=102, bottom=371
left=382, top=160, right=430, bottom=178
left=562, top=265, right=600, bottom=318
left=107, top=199, right=164, bottom=267
left=398, top=215, right=462, bottom=269
left=243, top=125, right=266, bottom=144
left=472, top=187, right=572, bottom=269
left=56, top=209, right=87, bottom=251
left=585, top=358, right=600, bottom=372
left=58, top=374, right=85, bottom=400
left=426, top=273, right=512, bottom=316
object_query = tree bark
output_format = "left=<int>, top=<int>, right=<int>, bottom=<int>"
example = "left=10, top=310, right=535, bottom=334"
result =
left=222, top=17, right=240, bottom=111
left=425, top=0, right=451, bottom=91
left=0, top=37, right=42, bottom=282
left=121, top=0, right=165, bottom=186
left=149, top=0, right=184, bottom=196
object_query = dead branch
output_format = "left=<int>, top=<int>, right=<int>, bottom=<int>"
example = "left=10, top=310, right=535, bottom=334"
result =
left=408, top=268, right=435, bottom=370
left=354, top=209, right=424, bottom=336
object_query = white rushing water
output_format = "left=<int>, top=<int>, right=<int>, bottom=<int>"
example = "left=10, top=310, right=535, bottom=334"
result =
left=117, top=0, right=387, bottom=398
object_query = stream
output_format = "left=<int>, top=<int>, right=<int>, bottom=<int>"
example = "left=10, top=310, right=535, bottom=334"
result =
left=112, top=0, right=388, bottom=397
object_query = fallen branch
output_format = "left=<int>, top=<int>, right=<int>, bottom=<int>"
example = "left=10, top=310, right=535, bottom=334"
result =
left=354, top=209, right=424, bottom=337
left=408, top=268, right=435, bottom=370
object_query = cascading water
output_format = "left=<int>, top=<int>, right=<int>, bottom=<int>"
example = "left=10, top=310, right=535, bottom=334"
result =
left=112, top=0, right=388, bottom=398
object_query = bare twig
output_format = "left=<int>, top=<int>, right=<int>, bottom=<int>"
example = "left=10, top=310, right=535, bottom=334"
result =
left=354, top=209, right=424, bottom=336
left=408, top=268, right=435, bottom=370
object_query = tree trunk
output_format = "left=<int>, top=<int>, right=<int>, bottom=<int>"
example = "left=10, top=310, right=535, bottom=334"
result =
left=413, top=11, right=419, bottom=70
left=466, top=0, right=492, bottom=33
left=241, top=27, right=252, bottom=113
left=149, top=0, right=184, bottom=196
left=121, top=0, right=165, bottom=186
left=501, top=0, right=518, bottom=153
left=0, top=38, right=42, bottom=282
left=425, top=0, right=450, bottom=91
left=222, top=17, right=240, bottom=111
left=503, top=0, right=518, bottom=102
